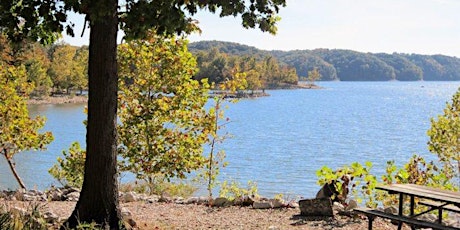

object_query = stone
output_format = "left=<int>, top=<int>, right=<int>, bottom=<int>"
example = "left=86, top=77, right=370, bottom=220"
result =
left=383, top=206, right=397, bottom=214
left=288, top=200, right=299, bottom=209
left=268, top=226, right=279, bottom=230
left=158, top=196, right=172, bottom=203
left=269, top=199, right=285, bottom=208
left=65, top=191, right=80, bottom=201
left=197, top=196, right=210, bottom=205
left=22, top=194, right=37, bottom=201
left=174, top=197, right=185, bottom=204
left=123, top=192, right=137, bottom=203
left=146, top=195, right=160, bottom=203
left=121, top=207, right=132, bottom=218
left=185, top=197, right=199, bottom=204
left=345, top=199, right=358, bottom=211
left=14, top=190, right=25, bottom=201
left=49, top=190, right=63, bottom=201
left=299, top=198, right=333, bottom=217
left=253, top=201, right=272, bottom=209
left=126, top=218, right=137, bottom=228
left=212, top=197, right=232, bottom=207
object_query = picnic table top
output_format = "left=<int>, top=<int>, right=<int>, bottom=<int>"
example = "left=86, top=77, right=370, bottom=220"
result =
left=376, top=184, right=460, bottom=206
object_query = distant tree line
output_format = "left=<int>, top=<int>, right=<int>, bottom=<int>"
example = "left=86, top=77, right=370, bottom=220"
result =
left=192, top=47, right=298, bottom=90
left=0, top=37, right=301, bottom=98
left=189, top=41, right=460, bottom=81
left=0, top=35, right=88, bottom=98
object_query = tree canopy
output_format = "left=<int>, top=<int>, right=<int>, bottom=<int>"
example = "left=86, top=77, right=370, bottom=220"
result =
left=0, top=0, right=287, bottom=228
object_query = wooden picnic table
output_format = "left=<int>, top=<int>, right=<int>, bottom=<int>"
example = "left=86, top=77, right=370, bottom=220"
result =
left=355, top=183, right=460, bottom=230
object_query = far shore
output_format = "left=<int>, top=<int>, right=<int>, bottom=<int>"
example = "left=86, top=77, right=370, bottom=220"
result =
left=27, top=84, right=321, bottom=105
left=28, top=95, right=88, bottom=105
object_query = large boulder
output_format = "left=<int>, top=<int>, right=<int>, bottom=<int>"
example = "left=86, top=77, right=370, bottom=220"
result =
left=299, top=198, right=333, bottom=216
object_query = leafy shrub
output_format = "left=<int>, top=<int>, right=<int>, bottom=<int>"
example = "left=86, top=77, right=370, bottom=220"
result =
left=219, top=180, right=259, bottom=201
left=48, top=142, right=85, bottom=188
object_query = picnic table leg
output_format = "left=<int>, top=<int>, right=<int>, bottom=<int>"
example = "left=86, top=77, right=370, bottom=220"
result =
left=367, top=215, right=375, bottom=230
left=398, top=193, right=404, bottom=230
left=438, top=208, right=443, bottom=224
left=410, top=195, right=415, bottom=230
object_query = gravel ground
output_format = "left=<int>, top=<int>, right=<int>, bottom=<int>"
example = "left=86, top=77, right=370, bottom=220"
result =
left=3, top=201, right=411, bottom=230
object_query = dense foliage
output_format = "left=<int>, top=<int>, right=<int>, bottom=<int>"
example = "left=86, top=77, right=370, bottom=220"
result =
left=117, top=33, right=213, bottom=181
left=0, top=36, right=88, bottom=97
left=189, top=41, right=460, bottom=81
left=0, top=63, right=53, bottom=189
left=193, top=47, right=298, bottom=90
left=428, top=89, right=460, bottom=187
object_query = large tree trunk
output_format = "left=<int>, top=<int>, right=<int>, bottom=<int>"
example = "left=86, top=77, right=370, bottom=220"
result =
left=62, top=0, right=123, bottom=229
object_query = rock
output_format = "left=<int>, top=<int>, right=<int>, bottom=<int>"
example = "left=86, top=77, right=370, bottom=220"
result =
left=146, top=195, right=160, bottom=203
left=253, top=201, right=272, bottom=209
left=233, top=195, right=255, bottom=207
left=121, top=207, right=132, bottom=218
left=14, top=189, right=25, bottom=201
left=123, top=192, right=138, bottom=203
left=158, top=195, right=173, bottom=203
left=345, top=199, right=358, bottom=211
left=269, top=199, right=285, bottom=208
left=383, top=206, right=397, bottom=214
left=197, top=196, right=209, bottom=205
left=48, top=190, right=63, bottom=201
left=333, top=202, right=345, bottom=211
left=43, top=211, right=59, bottom=223
left=22, top=194, right=37, bottom=201
left=174, top=197, right=185, bottom=204
left=287, top=200, right=299, bottom=209
left=268, top=226, right=279, bottom=230
left=185, top=197, right=199, bottom=204
left=299, top=198, right=334, bottom=217
left=419, top=213, right=437, bottom=222
left=212, top=197, right=232, bottom=207
left=65, top=192, right=80, bottom=201
left=126, top=218, right=137, bottom=228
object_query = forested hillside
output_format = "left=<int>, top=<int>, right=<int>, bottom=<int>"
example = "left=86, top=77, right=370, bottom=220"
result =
left=189, top=41, right=460, bottom=81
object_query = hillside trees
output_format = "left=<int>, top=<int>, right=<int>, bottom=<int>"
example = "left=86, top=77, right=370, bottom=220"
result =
left=0, top=0, right=286, bottom=228
left=194, top=48, right=298, bottom=90
left=374, top=53, right=423, bottom=81
left=0, top=64, right=54, bottom=189
left=190, top=41, right=460, bottom=81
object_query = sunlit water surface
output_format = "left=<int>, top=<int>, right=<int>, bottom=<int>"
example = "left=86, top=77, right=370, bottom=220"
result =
left=1, top=81, right=459, bottom=197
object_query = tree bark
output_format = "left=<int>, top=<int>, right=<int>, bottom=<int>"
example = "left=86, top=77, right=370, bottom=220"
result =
left=62, top=0, right=123, bottom=229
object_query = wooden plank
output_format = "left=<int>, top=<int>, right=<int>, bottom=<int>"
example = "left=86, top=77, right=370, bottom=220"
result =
left=376, top=184, right=460, bottom=205
left=354, top=208, right=459, bottom=230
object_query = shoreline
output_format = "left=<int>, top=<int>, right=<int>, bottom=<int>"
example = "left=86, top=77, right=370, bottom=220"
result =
left=27, top=84, right=321, bottom=105
left=28, top=95, right=88, bottom=105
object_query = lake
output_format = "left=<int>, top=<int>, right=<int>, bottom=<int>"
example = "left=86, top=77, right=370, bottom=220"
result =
left=1, top=81, right=459, bottom=198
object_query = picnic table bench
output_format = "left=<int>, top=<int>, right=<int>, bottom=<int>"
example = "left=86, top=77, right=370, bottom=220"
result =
left=354, top=184, right=460, bottom=230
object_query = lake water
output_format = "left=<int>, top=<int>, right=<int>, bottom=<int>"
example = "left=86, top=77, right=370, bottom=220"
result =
left=1, top=81, right=459, bottom=198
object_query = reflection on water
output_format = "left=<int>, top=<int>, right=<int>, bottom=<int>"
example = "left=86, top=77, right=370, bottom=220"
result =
left=1, top=82, right=459, bottom=197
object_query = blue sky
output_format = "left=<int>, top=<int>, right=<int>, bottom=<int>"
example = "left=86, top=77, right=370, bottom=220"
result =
left=63, top=0, right=460, bottom=57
